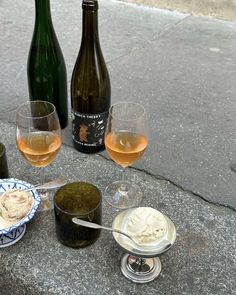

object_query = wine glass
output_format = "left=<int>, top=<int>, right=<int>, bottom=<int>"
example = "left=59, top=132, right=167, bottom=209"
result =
left=16, top=100, right=62, bottom=210
left=104, top=102, right=148, bottom=209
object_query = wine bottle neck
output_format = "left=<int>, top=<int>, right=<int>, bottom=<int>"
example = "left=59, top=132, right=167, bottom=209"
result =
left=82, top=9, right=99, bottom=44
left=35, top=0, right=53, bottom=28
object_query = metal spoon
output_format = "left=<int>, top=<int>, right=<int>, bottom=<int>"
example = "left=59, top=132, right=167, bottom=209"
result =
left=23, top=178, right=67, bottom=192
left=72, top=217, right=136, bottom=243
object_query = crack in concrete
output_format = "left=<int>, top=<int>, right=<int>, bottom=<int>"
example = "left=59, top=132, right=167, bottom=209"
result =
left=98, top=154, right=236, bottom=214
left=133, top=166, right=236, bottom=214
left=106, top=13, right=191, bottom=64
left=152, top=14, right=192, bottom=41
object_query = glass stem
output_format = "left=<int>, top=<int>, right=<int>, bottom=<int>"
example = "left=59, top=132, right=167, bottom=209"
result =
left=40, top=167, right=45, bottom=185
left=120, top=167, right=128, bottom=192
left=38, top=167, right=50, bottom=210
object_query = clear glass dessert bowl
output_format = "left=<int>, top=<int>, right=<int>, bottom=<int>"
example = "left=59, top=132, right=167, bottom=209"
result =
left=112, top=207, right=176, bottom=283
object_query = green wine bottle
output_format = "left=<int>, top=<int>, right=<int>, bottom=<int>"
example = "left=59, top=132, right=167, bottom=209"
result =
left=71, top=0, right=111, bottom=154
left=27, top=0, right=68, bottom=129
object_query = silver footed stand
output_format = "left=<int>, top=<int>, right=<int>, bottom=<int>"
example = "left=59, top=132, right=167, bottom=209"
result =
left=112, top=208, right=176, bottom=283
left=121, top=255, right=162, bottom=283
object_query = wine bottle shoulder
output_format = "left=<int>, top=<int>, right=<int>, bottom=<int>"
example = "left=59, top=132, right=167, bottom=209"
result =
left=72, top=45, right=110, bottom=84
left=75, top=42, right=108, bottom=67
left=30, top=23, right=63, bottom=51
left=28, top=32, right=66, bottom=69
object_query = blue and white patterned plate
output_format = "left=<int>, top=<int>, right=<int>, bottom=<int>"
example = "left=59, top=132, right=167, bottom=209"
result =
left=0, top=178, right=41, bottom=247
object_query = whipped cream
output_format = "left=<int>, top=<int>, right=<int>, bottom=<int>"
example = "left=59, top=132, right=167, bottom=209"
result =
left=125, top=207, right=167, bottom=245
left=0, top=189, right=33, bottom=229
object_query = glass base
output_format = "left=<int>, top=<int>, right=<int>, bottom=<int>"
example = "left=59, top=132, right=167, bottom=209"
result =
left=38, top=190, right=52, bottom=211
left=121, top=254, right=162, bottom=283
left=104, top=180, right=142, bottom=209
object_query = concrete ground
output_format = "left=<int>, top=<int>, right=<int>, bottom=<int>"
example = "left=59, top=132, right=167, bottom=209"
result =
left=120, top=0, right=236, bottom=21
left=1, top=0, right=235, bottom=210
left=0, top=119, right=235, bottom=295
left=0, top=0, right=236, bottom=294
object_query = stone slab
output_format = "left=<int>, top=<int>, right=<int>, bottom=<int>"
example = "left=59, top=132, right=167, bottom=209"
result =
left=0, top=120, right=236, bottom=295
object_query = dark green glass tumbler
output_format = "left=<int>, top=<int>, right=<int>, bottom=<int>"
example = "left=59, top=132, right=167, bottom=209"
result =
left=0, top=143, right=9, bottom=179
left=54, top=182, right=102, bottom=248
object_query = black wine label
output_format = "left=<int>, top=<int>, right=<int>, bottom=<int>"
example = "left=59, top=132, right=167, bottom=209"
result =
left=72, top=111, right=108, bottom=147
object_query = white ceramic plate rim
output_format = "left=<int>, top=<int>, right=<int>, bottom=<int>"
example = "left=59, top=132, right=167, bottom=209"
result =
left=0, top=178, right=41, bottom=235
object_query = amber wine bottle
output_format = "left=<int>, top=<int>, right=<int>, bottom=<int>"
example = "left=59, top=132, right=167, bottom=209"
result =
left=27, top=0, right=68, bottom=129
left=71, top=0, right=111, bottom=153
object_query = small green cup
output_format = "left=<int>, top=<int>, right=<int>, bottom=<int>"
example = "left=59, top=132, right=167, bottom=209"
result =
left=54, top=182, right=102, bottom=248
left=0, top=143, right=9, bottom=179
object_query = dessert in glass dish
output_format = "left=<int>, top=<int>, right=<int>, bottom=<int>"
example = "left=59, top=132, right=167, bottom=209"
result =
left=112, top=207, right=176, bottom=283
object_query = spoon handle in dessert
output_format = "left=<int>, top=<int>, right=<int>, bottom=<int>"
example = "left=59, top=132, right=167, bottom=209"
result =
left=72, top=218, right=103, bottom=229
left=72, top=218, right=134, bottom=242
